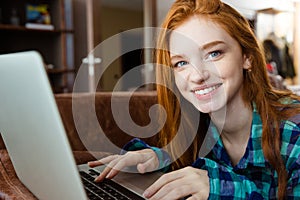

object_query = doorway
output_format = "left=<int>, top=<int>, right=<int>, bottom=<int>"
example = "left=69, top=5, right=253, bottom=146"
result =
left=120, top=32, right=144, bottom=91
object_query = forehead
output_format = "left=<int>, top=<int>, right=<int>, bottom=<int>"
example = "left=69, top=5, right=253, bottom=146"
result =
left=169, top=16, right=236, bottom=54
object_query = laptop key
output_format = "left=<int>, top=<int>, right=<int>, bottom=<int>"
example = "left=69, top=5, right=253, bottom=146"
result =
left=80, top=171, right=144, bottom=200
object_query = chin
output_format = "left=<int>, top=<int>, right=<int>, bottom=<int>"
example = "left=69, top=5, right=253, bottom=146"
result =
left=194, top=100, right=226, bottom=114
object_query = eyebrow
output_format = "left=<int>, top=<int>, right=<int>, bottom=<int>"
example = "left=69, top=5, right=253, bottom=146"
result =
left=170, top=40, right=226, bottom=60
left=170, top=54, right=184, bottom=60
left=200, top=41, right=225, bottom=51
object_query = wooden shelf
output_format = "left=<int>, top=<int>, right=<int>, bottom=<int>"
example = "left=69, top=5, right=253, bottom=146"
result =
left=0, top=24, right=74, bottom=33
left=0, top=0, right=75, bottom=93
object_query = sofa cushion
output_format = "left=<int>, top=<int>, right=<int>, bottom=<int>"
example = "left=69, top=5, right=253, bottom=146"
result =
left=55, top=91, right=160, bottom=154
left=0, top=149, right=37, bottom=199
left=0, top=91, right=160, bottom=153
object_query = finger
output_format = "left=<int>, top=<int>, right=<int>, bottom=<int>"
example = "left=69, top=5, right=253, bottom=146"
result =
left=94, top=156, right=124, bottom=182
left=107, top=150, right=158, bottom=178
left=105, top=152, right=149, bottom=179
left=148, top=178, right=192, bottom=200
left=137, top=156, right=158, bottom=174
left=97, top=156, right=132, bottom=180
left=161, top=185, right=193, bottom=200
left=87, top=160, right=103, bottom=168
left=136, top=163, right=147, bottom=174
left=93, top=153, right=141, bottom=182
left=106, top=153, right=140, bottom=173
left=143, top=170, right=184, bottom=198
left=94, top=166, right=114, bottom=182
left=88, top=155, right=119, bottom=167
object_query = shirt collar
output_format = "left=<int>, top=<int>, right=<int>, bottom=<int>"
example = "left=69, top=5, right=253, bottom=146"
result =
left=208, top=104, right=268, bottom=169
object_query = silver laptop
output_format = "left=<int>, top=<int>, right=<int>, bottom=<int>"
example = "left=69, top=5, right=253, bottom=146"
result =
left=0, top=51, right=161, bottom=200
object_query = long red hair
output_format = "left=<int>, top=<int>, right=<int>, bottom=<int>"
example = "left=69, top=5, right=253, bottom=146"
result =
left=155, top=0, right=300, bottom=199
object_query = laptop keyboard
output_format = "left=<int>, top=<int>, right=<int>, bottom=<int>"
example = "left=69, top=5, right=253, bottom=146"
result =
left=79, top=169, right=145, bottom=200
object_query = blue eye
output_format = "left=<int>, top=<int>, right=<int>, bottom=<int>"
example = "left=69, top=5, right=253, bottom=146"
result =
left=207, top=51, right=221, bottom=60
left=174, top=61, right=188, bottom=68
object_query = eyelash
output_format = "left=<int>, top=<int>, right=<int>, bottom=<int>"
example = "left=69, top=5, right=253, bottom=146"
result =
left=173, top=61, right=188, bottom=68
left=206, top=50, right=222, bottom=60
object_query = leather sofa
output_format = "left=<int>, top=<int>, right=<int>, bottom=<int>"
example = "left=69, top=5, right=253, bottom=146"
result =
left=0, top=91, right=159, bottom=199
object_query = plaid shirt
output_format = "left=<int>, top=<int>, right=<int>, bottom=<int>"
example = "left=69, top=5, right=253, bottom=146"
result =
left=122, top=105, right=300, bottom=199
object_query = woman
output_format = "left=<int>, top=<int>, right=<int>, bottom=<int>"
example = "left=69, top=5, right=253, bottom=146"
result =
left=89, top=0, right=300, bottom=199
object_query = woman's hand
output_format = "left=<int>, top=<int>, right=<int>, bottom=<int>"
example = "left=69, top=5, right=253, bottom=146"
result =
left=143, top=166, right=209, bottom=200
left=88, top=149, right=159, bottom=182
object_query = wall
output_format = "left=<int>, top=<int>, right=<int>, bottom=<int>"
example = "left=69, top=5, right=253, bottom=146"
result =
left=73, top=0, right=102, bottom=92
left=156, top=0, right=174, bottom=26
left=72, top=1, right=143, bottom=92
left=99, top=6, right=143, bottom=91
left=73, top=0, right=89, bottom=92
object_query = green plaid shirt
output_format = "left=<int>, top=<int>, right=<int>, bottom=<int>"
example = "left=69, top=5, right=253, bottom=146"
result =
left=122, top=104, right=300, bottom=199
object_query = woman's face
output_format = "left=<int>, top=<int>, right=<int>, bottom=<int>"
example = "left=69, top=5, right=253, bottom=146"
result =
left=169, top=16, right=250, bottom=113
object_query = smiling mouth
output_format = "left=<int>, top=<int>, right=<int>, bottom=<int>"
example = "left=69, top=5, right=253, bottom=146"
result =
left=193, top=84, right=222, bottom=95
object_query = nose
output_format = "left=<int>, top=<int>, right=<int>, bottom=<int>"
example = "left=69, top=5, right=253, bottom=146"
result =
left=188, top=64, right=209, bottom=83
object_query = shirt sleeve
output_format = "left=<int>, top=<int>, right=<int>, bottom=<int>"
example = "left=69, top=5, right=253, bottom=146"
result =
left=279, top=113, right=300, bottom=199
left=121, top=138, right=171, bottom=172
left=192, top=158, right=264, bottom=200
left=283, top=125, right=300, bottom=198
left=287, top=169, right=300, bottom=199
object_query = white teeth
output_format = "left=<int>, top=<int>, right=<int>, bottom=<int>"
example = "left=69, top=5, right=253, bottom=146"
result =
left=194, top=85, right=218, bottom=95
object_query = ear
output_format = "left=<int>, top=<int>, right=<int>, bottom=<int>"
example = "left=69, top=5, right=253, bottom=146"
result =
left=243, top=55, right=251, bottom=70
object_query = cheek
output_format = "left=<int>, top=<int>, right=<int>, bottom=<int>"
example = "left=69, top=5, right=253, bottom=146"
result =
left=216, top=60, right=244, bottom=78
left=174, top=71, right=187, bottom=89
left=174, top=72, right=191, bottom=99
left=222, top=64, right=245, bottom=93
left=174, top=74, right=185, bottom=92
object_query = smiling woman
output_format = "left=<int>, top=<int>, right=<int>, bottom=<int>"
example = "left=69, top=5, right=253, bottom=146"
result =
left=88, top=0, right=300, bottom=199
left=169, top=17, right=249, bottom=113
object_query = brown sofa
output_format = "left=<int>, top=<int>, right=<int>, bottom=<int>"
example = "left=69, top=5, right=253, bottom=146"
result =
left=0, top=91, right=159, bottom=199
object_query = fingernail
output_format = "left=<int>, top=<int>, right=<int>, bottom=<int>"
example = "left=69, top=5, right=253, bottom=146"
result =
left=143, top=190, right=150, bottom=198
left=106, top=171, right=112, bottom=179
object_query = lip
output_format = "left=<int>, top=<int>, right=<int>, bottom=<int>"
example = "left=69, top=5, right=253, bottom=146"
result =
left=192, top=83, right=222, bottom=100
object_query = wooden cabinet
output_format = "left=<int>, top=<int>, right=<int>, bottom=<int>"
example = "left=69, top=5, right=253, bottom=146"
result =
left=0, top=0, right=75, bottom=93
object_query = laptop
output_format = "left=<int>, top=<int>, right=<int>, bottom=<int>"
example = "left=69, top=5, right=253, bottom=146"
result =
left=0, top=51, right=161, bottom=199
